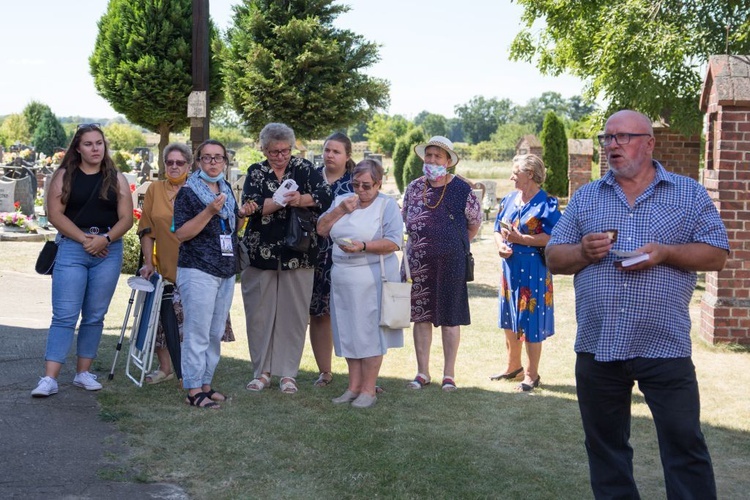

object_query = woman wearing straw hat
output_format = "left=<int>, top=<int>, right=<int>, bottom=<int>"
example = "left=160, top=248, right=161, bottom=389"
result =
left=402, top=136, right=482, bottom=392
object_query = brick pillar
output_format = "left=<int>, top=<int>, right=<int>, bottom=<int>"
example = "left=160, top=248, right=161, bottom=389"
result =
left=699, top=55, right=750, bottom=345
left=567, top=139, right=593, bottom=197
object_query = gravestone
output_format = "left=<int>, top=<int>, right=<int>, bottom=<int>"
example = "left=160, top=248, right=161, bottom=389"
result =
left=12, top=175, right=34, bottom=215
left=0, top=178, right=15, bottom=212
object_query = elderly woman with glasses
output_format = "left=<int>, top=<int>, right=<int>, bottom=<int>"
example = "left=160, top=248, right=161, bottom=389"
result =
left=173, top=139, right=256, bottom=409
left=241, top=123, right=332, bottom=395
left=316, top=159, right=404, bottom=408
left=31, top=124, right=133, bottom=398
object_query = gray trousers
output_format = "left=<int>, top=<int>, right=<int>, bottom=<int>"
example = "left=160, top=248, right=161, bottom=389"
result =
left=241, top=266, right=314, bottom=379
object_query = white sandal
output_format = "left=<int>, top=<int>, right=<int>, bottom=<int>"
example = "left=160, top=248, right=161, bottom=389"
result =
left=280, top=377, right=298, bottom=394
left=246, top=373, right=270, bottom=392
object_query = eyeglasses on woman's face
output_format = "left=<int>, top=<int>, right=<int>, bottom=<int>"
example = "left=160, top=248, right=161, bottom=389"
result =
left=266, top=147, right=292, bottom=158
left=165, top=159, right=187, bottom=167
left=352, top=181, right=374, bottom=191
left=199, top=155, right=227, bottom=164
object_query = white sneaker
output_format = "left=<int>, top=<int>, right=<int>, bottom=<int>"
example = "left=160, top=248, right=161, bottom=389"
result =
left=73, top=371, right=102, bottom=391
left=31, top=376, right=58, bottom=397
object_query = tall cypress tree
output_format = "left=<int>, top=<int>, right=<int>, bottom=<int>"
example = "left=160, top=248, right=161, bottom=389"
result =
left=540, top=111, right=568, bottom=197
left=392, top=127, right=425, bottom=193
left=90, top=0, right=224, bottom=176
left=224, top=0, right=389, bottom=139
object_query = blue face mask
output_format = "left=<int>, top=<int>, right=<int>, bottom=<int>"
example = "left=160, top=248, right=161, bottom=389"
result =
left=198, top=170, right=225, bottom=183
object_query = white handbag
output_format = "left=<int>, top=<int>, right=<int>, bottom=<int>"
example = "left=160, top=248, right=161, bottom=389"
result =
left=378, top=199, right=412, bottom=329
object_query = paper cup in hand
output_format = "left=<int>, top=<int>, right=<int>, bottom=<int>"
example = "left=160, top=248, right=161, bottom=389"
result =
left=127, top=276, right=155, bottom=292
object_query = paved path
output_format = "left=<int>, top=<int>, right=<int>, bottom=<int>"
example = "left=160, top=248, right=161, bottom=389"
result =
left=0, top=265, right=188, bottom=499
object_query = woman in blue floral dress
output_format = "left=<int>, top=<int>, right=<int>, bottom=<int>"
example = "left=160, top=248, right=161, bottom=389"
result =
left=309, top=133, right=354, bottom=387
left=493, top=154, right=561, bottom=391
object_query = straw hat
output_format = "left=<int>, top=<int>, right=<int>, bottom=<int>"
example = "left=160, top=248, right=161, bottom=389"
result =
left=414, top=136, right=459, bottom=167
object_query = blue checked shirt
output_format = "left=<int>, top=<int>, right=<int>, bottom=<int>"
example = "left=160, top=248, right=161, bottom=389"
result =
left=549, top=161, right=729, bottom=361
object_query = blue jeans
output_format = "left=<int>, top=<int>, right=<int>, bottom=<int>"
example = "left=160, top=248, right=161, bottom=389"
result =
left=177, top=267, right=234, bottom=390
left=45, top=238, right=123, bottom=363
left=575, top=353, right=716, bottom=500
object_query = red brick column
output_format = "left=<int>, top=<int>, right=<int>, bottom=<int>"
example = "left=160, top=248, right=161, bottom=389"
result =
left=699, top=55, right=750, bottom=345
left=567, top=139, right=593, bottom=197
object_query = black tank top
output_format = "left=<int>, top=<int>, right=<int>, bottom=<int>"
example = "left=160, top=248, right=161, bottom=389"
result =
left=64, top=170, right=119, bottom=228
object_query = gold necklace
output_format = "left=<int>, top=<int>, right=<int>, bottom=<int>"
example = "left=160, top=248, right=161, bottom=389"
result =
left=422, top=178, right=448, bottom=209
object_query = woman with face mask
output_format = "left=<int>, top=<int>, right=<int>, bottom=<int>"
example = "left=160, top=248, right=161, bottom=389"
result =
left=173, top=139, right=256, bottom=409
left=401, top=136, right=483, bottom=393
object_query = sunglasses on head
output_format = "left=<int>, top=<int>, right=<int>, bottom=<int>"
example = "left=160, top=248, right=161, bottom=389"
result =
left=76, top=123, right=102, bottom=130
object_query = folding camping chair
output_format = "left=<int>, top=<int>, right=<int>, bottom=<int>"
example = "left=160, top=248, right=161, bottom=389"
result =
left=108, top=272, right=164, bottom=387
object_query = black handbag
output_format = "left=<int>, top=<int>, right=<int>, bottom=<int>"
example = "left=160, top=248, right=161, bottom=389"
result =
left=465, top=251, right=475, bottom=282
left=35, top=240, right=58, bottom=275
left=284, top=207, right=316, bottom=253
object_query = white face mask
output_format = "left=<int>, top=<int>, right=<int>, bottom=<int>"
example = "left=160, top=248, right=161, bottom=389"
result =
left=423, top=163, right=448, bottom=182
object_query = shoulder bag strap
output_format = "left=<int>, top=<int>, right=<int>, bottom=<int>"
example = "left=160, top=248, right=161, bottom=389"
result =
left=379, top=196, right=411, bottom=282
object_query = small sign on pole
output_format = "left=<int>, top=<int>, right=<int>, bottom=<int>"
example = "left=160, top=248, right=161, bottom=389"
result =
left=187, top=91, right=207, bottom=118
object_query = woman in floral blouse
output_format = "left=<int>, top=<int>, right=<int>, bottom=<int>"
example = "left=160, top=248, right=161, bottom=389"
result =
left=493, top=154, right=561, bottom=392
left=240, top=123, right=332, bottom=394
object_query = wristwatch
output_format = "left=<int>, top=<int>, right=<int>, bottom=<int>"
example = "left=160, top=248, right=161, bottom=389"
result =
left=103, top=234, right=112, bottom=243
left=361, top=242, right=367, bottom=252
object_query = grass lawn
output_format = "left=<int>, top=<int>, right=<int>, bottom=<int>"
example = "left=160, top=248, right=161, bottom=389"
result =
left=4, top=171, right=749, bottom=498
left=90, top=230, right=749, bottom=499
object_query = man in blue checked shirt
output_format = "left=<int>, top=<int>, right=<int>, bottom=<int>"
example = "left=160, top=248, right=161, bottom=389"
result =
left=546, top=109, right=729, bottom=500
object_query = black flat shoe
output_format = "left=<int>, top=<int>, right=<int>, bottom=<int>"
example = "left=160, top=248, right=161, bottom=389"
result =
left=517, top=375, right=541, bottom=392
left=489, top=367, right=524, bottom=381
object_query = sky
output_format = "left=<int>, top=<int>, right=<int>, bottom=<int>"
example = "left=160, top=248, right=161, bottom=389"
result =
left=1, top=0, right=585, bottom=121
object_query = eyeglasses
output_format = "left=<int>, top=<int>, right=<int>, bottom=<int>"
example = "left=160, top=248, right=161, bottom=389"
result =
left=165, top=159, right=187, bottom=167
left=266, top=148, right=292, bottom=157
left=199, top=155, right=227, bottom=164
left=352, top=181, right=374, bottom=191
left=76, top=123, right=102, bottom=130
left=597, top=133, right=652, bottom=147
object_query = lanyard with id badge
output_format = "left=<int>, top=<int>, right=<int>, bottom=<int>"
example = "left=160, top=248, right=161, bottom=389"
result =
left=219, top=219, right=234, bottom=257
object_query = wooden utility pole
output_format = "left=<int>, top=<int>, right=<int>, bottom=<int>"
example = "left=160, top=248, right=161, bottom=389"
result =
left=189, top=0, right=210, bottom=158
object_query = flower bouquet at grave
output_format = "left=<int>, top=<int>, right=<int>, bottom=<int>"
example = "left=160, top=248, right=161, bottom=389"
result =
left=1, top=202, right=38, bottom=232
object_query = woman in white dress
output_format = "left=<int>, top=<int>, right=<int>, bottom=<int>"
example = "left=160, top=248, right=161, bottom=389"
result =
left=316, top=159, right=404, bottom=408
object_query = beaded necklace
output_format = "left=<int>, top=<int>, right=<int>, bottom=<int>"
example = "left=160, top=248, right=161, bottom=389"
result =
left=422, top=177, right=449, bottom=209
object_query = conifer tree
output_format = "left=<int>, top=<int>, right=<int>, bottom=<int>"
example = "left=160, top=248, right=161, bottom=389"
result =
left=32, top=110, right=68, bottom=156
left=392, top=127, right=425, bottom=193
left=540, top=111, right=568, bottom=197
left=224, top=0, right=389, bottom=139
left=90, top=0, right=224, bottom=176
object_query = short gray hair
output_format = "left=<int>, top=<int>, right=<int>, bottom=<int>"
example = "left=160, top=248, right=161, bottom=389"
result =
left=513, top=154, right=546, bottom=185
left=163, top=142, right=193, bottom=165
left=352, top=158, right=384, bottom=184
left=259, top=123, right=296, bottom=151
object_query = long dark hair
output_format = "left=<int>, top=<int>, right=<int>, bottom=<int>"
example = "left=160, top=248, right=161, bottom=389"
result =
left=58, top=124, right=119, bottom=205
left=324, top=132, right=355, bottom=172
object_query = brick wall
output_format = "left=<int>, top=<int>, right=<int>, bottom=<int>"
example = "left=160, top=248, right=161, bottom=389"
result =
left=698, top=55, right=750, bottom=345
left=597, top=127, right=700, bottom=180
left=568, top=138, right=593, bottom=197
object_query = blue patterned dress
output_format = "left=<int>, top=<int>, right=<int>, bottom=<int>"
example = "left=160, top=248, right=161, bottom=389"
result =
left=310, top=168, right=353, bottom=316
left=495, top=189, right=561, bottom=342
